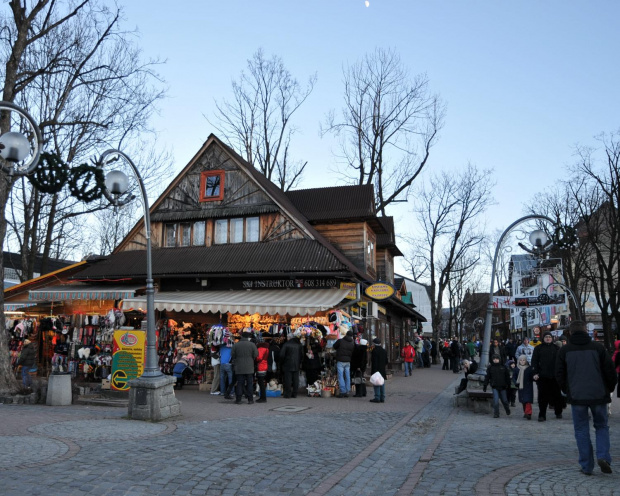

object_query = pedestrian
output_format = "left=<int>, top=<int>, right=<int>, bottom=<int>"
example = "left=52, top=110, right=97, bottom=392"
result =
left=302, top=336, right=323, bottom=388
left=210, top=346, right=221, bottom=395
left=422, top=337, right=432, bottom=367
left=279, top=331, right=304, bottom=399
left=351, top=338, right=368, bottom=397
left=466, top=339, right=477, bottom=361
left=430, top=339, right=438, bottom=365
left=255, top=341, right=269, bottom=403
left=333, top=330, right=355, bottom=397
left=415, top=337, right=424, bottom=369
left=450, top=337, right=461, bottom=374
left=531, top=331, right=563, bottom=421
left=370, top=337, right=387, bottom=403
left=455, top=358, right=478, bottom=395
left=483, top=354, right=511, bottom=418
left=441, top=341, right=450, bottom=370
left=231, top=331, right=258, bottom=404
left=505, top=359, right=517, bottom=407
left=16, top=338, right=37, bottom=390
left=513, top=355, right=534, bottom=420
left=172, top=355, right=192, bottom=390
left=515, top=337, right=534, bottom=364
left=219, top=342, right=234, bottom=399
left=488, top=339, right=506, bottom=365
left=504, top=338, right=516, bottom=361
left=556, top=320, right=617, bottom=475
left=401, top=340, right=415, bottom=377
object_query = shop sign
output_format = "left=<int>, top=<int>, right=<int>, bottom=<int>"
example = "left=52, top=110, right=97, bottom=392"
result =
left=364, top=282, right=395, bottom=301
left=111, top=330, right=146, bottom=391
left=340, top=282, right=358, bottom=300
left=241, top=278, right=338, bottom=289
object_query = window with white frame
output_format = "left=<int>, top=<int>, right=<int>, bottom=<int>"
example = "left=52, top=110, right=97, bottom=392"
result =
left=214, top=219, right=228, bottom=244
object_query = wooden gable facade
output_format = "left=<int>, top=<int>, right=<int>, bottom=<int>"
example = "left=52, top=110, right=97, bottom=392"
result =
left=116, top=136, right=313, bottom=253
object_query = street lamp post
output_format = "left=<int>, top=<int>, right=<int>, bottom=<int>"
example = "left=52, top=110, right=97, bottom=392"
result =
left=97, top=150, right=180, bottom=421
left=479, top=215, right=557, bottom=371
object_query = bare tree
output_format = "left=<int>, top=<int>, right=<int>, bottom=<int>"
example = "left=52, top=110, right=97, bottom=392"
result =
left=323, top=47, right=446, bottom=215
left=0, top=0, right=168, bottom=392
left=524, top=183, right=589, bottom=322
left=568, top=132, right=620, bottom=349
left=210, top=49, right=316, bottom=191
left=404, top=164, right=495, bottom=342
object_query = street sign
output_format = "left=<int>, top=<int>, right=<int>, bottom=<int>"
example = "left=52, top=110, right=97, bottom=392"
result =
left=492, top=294, right=566, bottom=308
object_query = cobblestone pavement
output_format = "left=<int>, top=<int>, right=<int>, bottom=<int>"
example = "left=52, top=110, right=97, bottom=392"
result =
left=1, top=366, right=620, bottom=495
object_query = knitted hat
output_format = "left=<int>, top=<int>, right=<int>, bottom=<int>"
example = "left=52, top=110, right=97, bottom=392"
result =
left=346, top=330, right=353, bottom=337
left=373, top=337, right=381, bottom=345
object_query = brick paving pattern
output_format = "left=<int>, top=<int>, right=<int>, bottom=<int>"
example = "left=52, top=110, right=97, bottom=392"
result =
left=1, top=365, right=619, bottom=495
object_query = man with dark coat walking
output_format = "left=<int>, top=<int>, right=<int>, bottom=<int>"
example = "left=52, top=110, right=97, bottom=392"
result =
left=231, top=332, right=258, bottom=404
left=556, top=321, right=617, bottom=475
left=531, top=331, right=563, bottom=421
left=279, top=332, right=304, bottom=398
left=370, top=337, right=387, bottom=403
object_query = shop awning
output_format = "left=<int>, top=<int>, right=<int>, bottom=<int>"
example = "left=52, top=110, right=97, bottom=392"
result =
left=28, top=285, right=142, bottom=301
left=4, top=302, right=37, bottom=311
left=120, top=288, right=352, bottom=316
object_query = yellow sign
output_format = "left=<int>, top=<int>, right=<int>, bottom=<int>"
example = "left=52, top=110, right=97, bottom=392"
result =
left=111, top=330, right=146, bottom=391
left=340, top=282, right=358, bottom=300
left=364, top=282, right=395, bottom=301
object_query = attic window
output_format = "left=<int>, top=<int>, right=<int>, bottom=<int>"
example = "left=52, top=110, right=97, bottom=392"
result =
left=200, top=170, right=225, bottom=202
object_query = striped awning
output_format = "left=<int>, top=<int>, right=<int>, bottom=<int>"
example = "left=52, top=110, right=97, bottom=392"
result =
left=121, top=288, right=351, bottom=316
left=4, top=302, right=37, bottom=311
left=29, top=285, right=142, bottom=302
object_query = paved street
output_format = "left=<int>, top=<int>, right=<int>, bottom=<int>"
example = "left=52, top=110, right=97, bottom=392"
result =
left=1, top=365, right=619, bottom=495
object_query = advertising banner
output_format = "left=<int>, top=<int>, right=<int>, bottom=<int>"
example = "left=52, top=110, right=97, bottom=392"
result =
left=111, top=330, right=146, bottom=391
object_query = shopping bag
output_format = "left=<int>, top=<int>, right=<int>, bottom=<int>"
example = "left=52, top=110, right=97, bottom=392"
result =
left=369, top=372, right=384, bottom=386
left=299, top=372, right=307, bottom=388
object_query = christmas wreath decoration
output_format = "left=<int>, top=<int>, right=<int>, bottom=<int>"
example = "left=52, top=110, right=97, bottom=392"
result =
left=27, top=152, right=69, bottom=194
left=553, top=224, right=578, bottom=250
left=68, top=163, right=105, bottom=203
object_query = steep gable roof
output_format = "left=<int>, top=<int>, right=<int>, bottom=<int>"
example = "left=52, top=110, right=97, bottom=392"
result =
left=110, top=134, right=369, bottom=281
left=285, top=184, right=375, bottom=222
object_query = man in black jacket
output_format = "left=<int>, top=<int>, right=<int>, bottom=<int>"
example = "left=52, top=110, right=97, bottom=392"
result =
left=531, top=331, right=563, bottom=421
left=333, top=330, right=355, bottom=398
left=370, top=337, right=387, bottom=403
left=556, top=321, right=617, bottom=475
left=279, top=332, right=304, bottom=399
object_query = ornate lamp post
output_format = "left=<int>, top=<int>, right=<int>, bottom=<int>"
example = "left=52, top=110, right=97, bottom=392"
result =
left=0, top=101, right=43, bottom=176
left=97, top=150, right=179, bottom=421
left=479, top=215, right=557, bottom=371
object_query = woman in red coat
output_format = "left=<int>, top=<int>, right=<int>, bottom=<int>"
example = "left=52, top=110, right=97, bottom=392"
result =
left=401, top=341, right=415, bottom=377
left=256, top=342, right=270, bottom=403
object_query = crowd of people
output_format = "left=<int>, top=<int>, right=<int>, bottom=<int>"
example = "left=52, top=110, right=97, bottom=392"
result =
left=448, top=322, right=618, bottom=477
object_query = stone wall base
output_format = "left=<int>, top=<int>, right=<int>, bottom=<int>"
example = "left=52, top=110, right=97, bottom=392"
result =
left=128, top=375, right=180, bottom=421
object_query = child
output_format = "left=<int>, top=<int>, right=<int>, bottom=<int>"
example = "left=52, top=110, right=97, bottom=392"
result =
left=514, top=354, right=534, bottom=420
left=506, top=359, right=517, bottom=407
left=483, top=354, right=511, bottom=418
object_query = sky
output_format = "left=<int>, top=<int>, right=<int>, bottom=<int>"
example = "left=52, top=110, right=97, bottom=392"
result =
left=119, top=0, right=620, bottom=275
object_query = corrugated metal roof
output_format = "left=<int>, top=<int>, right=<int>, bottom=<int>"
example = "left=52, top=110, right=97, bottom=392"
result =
left=73, top=239, right=350, bottom=279
left=285, top=184, right=376, bottom=222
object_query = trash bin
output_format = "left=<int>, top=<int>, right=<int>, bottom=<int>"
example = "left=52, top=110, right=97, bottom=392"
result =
left=46, top=373, right=72, bottom=406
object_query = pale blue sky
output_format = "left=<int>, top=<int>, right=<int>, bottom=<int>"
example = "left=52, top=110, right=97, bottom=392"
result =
left=120, top=1, right=619, bottom=271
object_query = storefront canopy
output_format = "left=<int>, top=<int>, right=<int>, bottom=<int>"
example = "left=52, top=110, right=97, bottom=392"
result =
left=4, top=302, right=37, bottom=311
left=120, top=288, right=352, bottom=316
left=29, top=285, right=142, bottom=302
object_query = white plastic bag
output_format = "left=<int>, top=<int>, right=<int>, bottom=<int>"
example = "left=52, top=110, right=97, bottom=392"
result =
left=369, top=372, right=384, bottom=386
